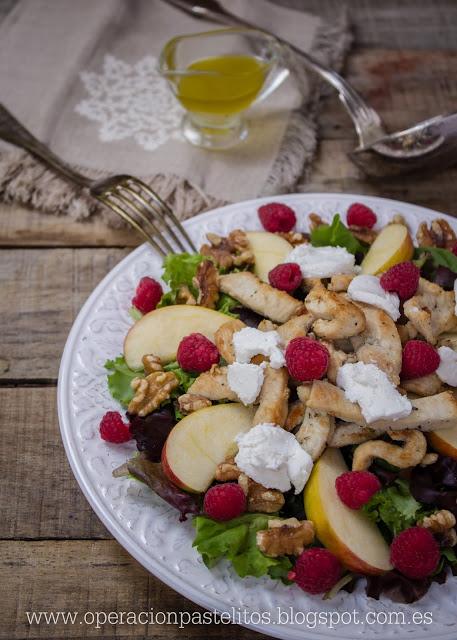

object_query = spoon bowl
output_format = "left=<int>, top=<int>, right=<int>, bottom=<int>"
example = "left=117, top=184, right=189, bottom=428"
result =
left=351, top=112, right=457, bottom=177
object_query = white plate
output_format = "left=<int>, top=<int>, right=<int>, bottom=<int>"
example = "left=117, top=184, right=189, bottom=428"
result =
left=58, top=193, right=457, bottom=640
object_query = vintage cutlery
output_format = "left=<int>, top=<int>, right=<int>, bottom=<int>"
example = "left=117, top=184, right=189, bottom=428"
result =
left=0, top=103, right=197, bottom=255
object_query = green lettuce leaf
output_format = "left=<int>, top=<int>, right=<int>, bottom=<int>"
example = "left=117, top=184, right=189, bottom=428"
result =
left=105, top=356, right=144, bottom=406
left=163, top=361, right=198, bottom=393
left=310, top=214, right=367, bottom=255
left=157, top=252, right=240, bottom=318
left=158, top=253, right=206, bottom=307
left=415, top=246, right=457, bottom=272
left=362, top=479, right=429, bottom=537
left=193, top=514, right=292, bottom=581
left=432, top=547, right=457, bottom=576
left=216, top=293, right=240, bottom=318
left=442, top=546, right=457, bottom=565
left=129, top=306, right=143, bottom=322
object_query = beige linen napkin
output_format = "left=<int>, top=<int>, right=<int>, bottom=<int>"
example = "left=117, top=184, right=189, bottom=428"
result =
left=0, top=0, right=350, bottom=222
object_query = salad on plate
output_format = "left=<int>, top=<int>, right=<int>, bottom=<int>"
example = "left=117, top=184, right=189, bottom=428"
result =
left=101, top=200, right=457, bottom=604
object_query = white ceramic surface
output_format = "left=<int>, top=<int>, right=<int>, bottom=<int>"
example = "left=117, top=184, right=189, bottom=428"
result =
left=58, top=194, right=457, bottom=640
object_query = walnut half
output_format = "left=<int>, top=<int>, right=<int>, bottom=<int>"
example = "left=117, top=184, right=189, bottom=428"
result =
left=419, top=509, right=456, bottom=534
left=238, top=473, right=284, bottom=513
left=200, top=229, right=254, bottom=270
left=128, top=371, right=179, bottom=417
left=178, top=393, right=211, bottom=415
left=142, top=354, right=163, bottom=374
left=193, top=260, right=219, bottom=309
left=256, top=518, right=315, bottom=557
left=215, top=457, right=240, bottom=482
left=416, top=218, right=456, bottom=249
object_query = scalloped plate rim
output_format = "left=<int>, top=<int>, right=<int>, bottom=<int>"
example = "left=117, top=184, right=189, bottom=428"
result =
left=58, top=192, right=457, bottom=640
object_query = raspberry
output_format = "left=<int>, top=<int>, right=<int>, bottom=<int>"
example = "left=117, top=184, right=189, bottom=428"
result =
left=258, top=202, right=296, bottom=233
left=177, top=333, right=219, bottom=373
left=380, top=261, right=420, bottom=300
left=203, top=483, right=246, bottom=521
left=346, top=202, right=377, bottom=228
left=99, top=411, right=131, bottom=443
left=401, top=340, right=440, bottom=379
left=452, top=243, right=457, bottom=257
left=390, top=527, right=440, bottom=579
left=288, top=548, right=342, bottom=594
left=132, top=276, right=163, bottom=314
left=335, top=471, right=381, bottom=509
left=268, top=262, right=302, bottom=292
left=285, top=337, right=329, bottom=382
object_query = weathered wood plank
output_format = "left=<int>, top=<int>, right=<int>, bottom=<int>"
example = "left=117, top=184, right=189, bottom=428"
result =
left=319, top=48, right=457, bottom=140
left=0, top=204, right=139, bottom=247
left=302, top=138, right=457, bottom=218
left=0, top=387, right=108, bottom=539
left=1, top=540, right=262, bottom=639
left=0, top=248, right=129, bottom=381
left=284, top=0, right=457, bottom=50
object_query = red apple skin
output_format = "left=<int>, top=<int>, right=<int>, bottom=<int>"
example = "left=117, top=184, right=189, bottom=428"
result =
left=304, top=448, right=392, bottom=575
left=428, top=431, right=457, bottom=460
left=160, top=442, right=198, bottom=494
left=319, top=533, right=388, bottom=576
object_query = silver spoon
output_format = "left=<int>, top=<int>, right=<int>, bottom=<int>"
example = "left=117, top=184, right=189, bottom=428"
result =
left=165, top=0, right=457, bottom=175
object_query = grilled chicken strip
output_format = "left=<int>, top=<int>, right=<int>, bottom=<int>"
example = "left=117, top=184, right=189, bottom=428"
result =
left=320, top=341, right=355, bottom=385
left=404, top=278, right=457, bottom=344
left=295, top=408, right=334, bottom=460
left=328, top=423, right=377, bottom=447
left=219, top=272, right=304, bottom=323
left=401, top=373, right=443, bottom=397
left=305, top=284, right=366, bottom=339
left=187, top=365, right=237, bottom=401
left=276, top=313, right=314, bottom=345
left=253, top=366, right=289, bottom=427
left=350, top=304, right=402, bottom=386
left=307, top=380, right=457, bottom=431
left=214, top=319, right=246, bottom=364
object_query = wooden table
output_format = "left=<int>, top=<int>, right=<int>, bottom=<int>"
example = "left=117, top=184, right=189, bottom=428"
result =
left=1, top=2, right=457, bottom=638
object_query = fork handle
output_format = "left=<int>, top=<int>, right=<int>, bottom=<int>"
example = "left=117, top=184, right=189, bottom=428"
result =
left=0, top=103, right=91, bottom=188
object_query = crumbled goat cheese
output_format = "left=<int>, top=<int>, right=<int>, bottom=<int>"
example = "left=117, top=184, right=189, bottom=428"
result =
left=227, top=362, right=265, bottom=405
left=233, top=327, right=285, bottom=369
left=285, top=244, right=355, bottom=278
left=347, top=274, right=400, bottom=321
left=437, top=346, right=457, bottom=386
left=336, top=362, right=412, bottom=424
left=235, top=423, right=313, bottom=494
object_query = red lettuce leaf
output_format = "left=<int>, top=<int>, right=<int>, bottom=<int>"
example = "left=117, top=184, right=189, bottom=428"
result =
left=127, top=407, right=175, bottom=462
left=126, top=453, right=201, bottom=521
left=410, top=455, right=457, bottom=518
left=366, top=568, right=448, bottom=603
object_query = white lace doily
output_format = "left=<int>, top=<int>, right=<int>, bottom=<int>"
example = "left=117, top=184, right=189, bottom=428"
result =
left=75, top=55, right=183, bottom=151
left=58, top=193, right=457, bottom=640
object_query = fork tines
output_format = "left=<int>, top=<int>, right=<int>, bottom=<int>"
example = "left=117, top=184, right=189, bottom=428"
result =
left=95, top=175, right=197, bottom=257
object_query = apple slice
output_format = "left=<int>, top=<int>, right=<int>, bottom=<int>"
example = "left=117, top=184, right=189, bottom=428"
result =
left=246, top=231, right=292, bottom=282
left=428, top=426, right=457, bottom=460
left=361, top=223, right=413, bottom=275
left=124, top=305, right=229, bottom=369
left=161, top=403, right=255, bottom=493
left=304, top=447, right=392, bottom=575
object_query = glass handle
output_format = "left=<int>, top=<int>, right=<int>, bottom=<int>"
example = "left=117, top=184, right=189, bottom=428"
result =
left=248, top=50, right=289, bottom=108
left=252, top=64, right=289, bottom=106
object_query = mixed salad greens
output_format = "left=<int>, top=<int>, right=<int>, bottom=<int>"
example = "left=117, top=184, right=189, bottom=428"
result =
left=102, top=206, right=457, bottom=603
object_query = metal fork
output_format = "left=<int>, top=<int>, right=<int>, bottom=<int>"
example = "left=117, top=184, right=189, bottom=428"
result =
left=0, top=103, right=197, bottom=257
